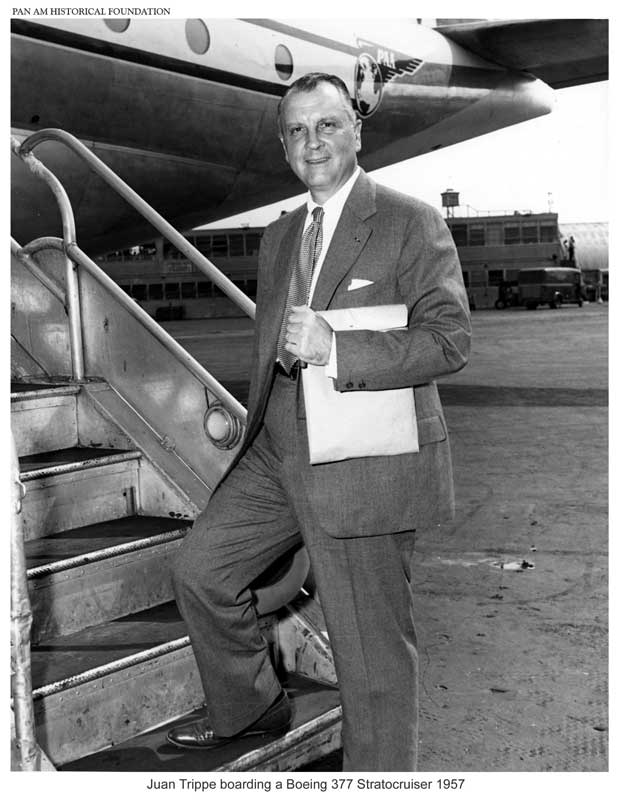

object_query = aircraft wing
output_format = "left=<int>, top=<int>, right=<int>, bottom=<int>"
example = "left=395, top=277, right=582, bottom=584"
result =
left=435, top=18, right=608, bottom=89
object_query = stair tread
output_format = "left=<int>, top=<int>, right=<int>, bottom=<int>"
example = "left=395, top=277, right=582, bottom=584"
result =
left=31, top=601, right=188, bottom=690
left=61, top=674, right=340, bottom=772
left=11, top=381, right=75, bottom=394
left=20, top=446, right=136, bottom=471
left=25, top=515, right=190, bottom=569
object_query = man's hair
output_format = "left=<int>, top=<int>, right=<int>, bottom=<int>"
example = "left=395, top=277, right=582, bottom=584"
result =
left=277, top=72, right=356, bottom=135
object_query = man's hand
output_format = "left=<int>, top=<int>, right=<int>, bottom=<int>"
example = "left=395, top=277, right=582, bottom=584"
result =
left=284, top=305, right=333, bottom=365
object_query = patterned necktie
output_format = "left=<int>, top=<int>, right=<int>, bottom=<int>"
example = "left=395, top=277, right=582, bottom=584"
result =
left=277, top=206, right=324, bottom=373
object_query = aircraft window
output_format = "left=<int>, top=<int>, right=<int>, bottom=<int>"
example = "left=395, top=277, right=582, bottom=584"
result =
left=211, top=235, right=228, bottom=257
left=165, top=283, right=180, bottom=299
left=132, top=284, right=147, bottom=301
left=504, top=226, right=521, bottom=245
left=182, top=282, right=197, bottom=298
left=186, top=19, right=210, bottom=55
left=149, top=283, right=164, bottom=300
left=245, top=233, right=261, bottom=255
left=229, top=235, right=245, bottom=257
left=522, top=226, right=538, bottom=244
left=104, top=19, right=130, bottom=33
left=468, top=226, right=485, bottom=246
left=197, top=282, right=212, bottom=298
left=275, top=44, right=294, bottom=80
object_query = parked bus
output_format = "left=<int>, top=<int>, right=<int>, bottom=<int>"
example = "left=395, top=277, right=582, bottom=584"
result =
left=518, top=267, right=583, bottom=310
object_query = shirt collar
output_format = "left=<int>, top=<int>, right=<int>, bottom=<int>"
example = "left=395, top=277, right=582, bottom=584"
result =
left=306, top=166, right=361, bottom=219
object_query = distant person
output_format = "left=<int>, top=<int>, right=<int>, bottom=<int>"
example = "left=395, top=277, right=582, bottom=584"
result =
left=167, top=72, right=471, bottom=771
left=568, top=236, right=576, bottom=264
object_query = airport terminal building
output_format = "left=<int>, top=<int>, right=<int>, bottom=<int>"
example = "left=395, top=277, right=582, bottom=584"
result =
left=96, top=203, right=608, bottom=319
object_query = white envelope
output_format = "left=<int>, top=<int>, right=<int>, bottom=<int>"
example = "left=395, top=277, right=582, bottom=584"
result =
left=302, top=305, right=419, bottom=464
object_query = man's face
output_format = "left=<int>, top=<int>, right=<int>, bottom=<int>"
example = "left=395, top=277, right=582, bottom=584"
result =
left=279, top=82, right=361, bottom=203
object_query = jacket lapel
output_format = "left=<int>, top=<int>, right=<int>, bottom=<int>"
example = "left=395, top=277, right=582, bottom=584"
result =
left=253, top=206, right=305, bottom=399
left=311, top=171, right=376, bottom=311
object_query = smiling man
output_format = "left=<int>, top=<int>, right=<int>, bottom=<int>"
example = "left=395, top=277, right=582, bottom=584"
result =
left=168, top=73, right=471, bottom=771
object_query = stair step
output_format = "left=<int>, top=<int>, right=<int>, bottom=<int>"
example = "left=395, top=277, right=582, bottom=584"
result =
left=26, top=516, right=191, bottom=641
left=62, top=674, right=341, bottom=772
left=31, top=601, right=205, bottom=765
left=20, top=446, right=141, bottom=481
left=19, top=447, right=142, bottom=539
left=12, top=384, right=80, bottom=456
left=11, top=381, right=78, bottom=398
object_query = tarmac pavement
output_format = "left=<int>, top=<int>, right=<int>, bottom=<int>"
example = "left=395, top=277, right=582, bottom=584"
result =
left=162, top=305, right=609, bottom=774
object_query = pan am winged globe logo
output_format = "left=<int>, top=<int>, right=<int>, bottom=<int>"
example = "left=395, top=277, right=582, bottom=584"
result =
left=354, top=53, right=383, bottom=118
left=353, top=39, right=424, bottom=119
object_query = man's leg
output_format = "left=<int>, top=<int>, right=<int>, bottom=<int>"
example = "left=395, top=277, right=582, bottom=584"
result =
left=301, top=524, right=419, bottom=771
left=171, top=425, right=302, bottom=736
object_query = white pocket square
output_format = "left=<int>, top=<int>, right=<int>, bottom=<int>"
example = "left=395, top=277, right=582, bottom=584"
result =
left=347, top=278, right=374, bottom=291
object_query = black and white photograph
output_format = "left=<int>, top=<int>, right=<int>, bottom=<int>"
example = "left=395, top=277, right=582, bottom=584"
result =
left=8, top=2, right=611, bottom=795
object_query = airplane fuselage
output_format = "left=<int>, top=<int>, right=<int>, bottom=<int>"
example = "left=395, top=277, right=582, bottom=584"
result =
left=11, top=18, right=555, bottom=254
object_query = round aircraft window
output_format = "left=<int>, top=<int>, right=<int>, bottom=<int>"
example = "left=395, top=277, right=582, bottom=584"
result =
left=104, top=19, right=130, bottom=33
left=275, top=44, right=293, bottom=80
left=186, top=19, right=211, bottom=55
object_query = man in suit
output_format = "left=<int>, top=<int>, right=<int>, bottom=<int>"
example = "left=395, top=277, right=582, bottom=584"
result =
left=168, top=73, right=471, bottom=771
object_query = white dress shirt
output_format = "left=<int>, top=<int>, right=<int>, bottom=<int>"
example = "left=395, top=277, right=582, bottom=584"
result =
left=303, top=166, right=361, bottom=375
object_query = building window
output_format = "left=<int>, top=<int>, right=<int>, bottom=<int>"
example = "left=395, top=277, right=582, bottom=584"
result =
left=461, top=271, right=470, bottom=288
left=540, top=225, right=557, bottom=243
left=211, top=235, right=228, bottom=257
left=132, top=284, right=147, bottom=301
left=449, top=224, right=468, bottom=246
left=468, top=226, right=485, bottom=246
left=149, top=283, right=164, bottom=300
left=104, top=19, right=130, bottom=33
left=487, top=270, right=504, bottom=286
left=522, top=225, right=538, bottom=243
left=486, top=224, right=503, bottom=245
left=182, top=282, right=197, bottom=299
left=197, top=282, right=212, bottom=298
left=275, top=44, right=294, bottom=80
left=245, top=233, right=262, bottom=255
left=165, top=283, right=180, bottom=299
left=185, top=19, right=210, bottom=55
left=195, top=236, right=212, bottom=257
left=229, top=234, right=245, bottom=257
left=504, top=226, right=520, bottom=244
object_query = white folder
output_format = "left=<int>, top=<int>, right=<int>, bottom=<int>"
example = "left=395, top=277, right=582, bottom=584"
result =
left=302, top=304, right=419, bottom=465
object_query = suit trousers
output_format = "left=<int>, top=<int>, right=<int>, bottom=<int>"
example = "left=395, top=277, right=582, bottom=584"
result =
left=171, top=371, right=419, bottom=771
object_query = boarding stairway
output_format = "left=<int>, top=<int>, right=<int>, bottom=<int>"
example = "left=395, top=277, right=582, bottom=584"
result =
left=10, top=130, right=341, bottom=771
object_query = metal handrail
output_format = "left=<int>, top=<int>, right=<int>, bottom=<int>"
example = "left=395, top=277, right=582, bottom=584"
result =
left=10, top=434, right=44, bottom=770
left=13, top=128, right=256, bottom=320
left=11, top=137, right=85, bottom=379
left=19, top=236, right=247, bottom=421
left=10, top=237, right=66, bottom=307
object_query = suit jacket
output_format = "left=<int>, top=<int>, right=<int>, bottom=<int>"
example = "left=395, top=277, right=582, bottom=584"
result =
left=233, top=170, right=471, bottom=538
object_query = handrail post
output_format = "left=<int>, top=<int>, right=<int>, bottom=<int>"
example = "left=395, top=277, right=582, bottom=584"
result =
left=11, top=136, right=85, bottom=380
left=10, top=434, right=46, bottom=771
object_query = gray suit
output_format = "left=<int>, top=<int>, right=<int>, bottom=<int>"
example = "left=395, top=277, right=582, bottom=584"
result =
left=172, top=170, right=471, bottom=770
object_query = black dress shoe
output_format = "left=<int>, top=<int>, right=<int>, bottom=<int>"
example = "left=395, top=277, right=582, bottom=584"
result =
left=167, top=692, right=292, bottom=750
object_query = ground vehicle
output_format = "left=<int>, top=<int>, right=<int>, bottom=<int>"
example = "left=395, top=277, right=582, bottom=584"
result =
left=518, top=267, right=583, bottom=309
